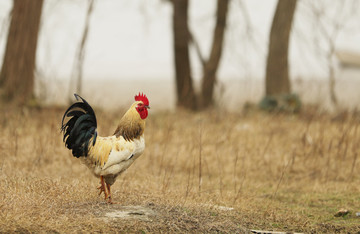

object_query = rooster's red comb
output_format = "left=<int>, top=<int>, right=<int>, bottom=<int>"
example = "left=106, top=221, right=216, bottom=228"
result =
left=135, top=92, right=149, bottom=106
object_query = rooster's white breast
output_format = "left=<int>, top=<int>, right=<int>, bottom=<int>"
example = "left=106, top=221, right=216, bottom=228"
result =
left=84, top=135, right=145, bottom=178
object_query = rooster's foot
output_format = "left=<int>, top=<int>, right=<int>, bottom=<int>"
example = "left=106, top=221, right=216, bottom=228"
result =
left=98, top=176, right=108, bottom=199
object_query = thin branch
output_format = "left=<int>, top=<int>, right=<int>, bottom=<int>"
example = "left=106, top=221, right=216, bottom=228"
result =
left=188, top=30, right=206, bottom=68
left=77, top=0, right=94, bottom=94
left=70, top=0, right=95, bottom=97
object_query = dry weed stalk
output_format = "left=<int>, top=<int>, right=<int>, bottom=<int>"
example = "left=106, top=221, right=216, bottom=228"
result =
left=198, top=121, right=203, bottom=195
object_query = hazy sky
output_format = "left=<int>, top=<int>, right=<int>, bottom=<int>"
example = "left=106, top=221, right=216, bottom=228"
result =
left=0, top=0, right=360, bottom=83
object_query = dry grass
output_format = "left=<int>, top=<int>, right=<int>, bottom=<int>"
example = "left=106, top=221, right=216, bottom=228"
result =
left=0, top=105, right=359, bottom=233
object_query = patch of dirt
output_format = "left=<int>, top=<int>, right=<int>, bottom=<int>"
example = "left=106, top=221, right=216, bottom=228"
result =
left=102, top=205, right=157, bottom=221
left=63, top=202, right=158, bottom=222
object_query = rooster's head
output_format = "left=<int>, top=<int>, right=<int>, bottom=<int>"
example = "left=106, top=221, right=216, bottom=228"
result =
left=134, top=92, right=150, bottom=120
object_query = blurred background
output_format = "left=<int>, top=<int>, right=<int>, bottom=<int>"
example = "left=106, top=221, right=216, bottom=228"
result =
left=0, top=0, right=360, bottom=112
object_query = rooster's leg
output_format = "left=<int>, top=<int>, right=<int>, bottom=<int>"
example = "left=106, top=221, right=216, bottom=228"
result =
left=97, top=176, right=108, bottom=200
left=106, top=183, right=113, bottom=204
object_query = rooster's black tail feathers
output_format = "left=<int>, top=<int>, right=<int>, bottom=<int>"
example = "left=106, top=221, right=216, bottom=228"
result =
left=61, top=94, right=97, bottom=158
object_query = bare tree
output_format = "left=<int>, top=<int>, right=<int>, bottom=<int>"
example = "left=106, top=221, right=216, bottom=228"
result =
left=0, top=0, right=44, bottom=104
left=265, top=0, right=297, bottom=96
left=172, top=0, right=229, bottom=110
left=306, top=0, right=359, bottom=108
left=172, top=0, right=197, bottom=110
left=200, top=0, right=229, bottom=109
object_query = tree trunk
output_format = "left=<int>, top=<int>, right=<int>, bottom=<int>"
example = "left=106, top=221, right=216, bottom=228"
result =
left=0, top=0, right=43, bottom=104
left=172, top=0, right=197, bottom=110
left=265, top=0, right=297, bottom=96
left=200, top=0, right=229, bottom=108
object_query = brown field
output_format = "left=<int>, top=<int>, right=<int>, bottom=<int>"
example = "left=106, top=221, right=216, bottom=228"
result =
left=0, top=105, right=359, bottom=233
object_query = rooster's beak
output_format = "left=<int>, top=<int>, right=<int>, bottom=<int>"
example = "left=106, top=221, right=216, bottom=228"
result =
left=145, top=105, right=150, bottom=109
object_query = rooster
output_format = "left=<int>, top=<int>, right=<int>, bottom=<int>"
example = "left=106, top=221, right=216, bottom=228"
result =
left=61, top=93, right=150, bottom=203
